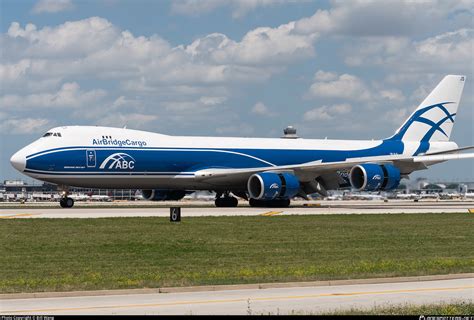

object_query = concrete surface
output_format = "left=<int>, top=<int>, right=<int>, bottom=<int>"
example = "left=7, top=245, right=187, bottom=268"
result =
left=0, top=200, right=473, bottom=218
left=1, top=278, right=472, bottom=315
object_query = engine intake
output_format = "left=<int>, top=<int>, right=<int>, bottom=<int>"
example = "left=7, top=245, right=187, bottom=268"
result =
left=349, top=163, right=401, bottom=191
left=247, top=172, right=300, bottom=200
left=142, top=189, right=186, bottom=201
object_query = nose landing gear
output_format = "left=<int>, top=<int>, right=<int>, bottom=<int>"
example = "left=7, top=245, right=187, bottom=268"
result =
left=58, top=186, right=74, bottom=208
left=59, top=197, right=74, bottom=208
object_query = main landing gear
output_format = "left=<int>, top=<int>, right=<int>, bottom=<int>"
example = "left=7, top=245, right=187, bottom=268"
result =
left=215, top=192, right=239, bottom=207
left=58, top=186, right=74, bottom=208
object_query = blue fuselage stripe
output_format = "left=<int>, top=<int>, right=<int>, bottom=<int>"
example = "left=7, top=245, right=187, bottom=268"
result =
left=25, top=141, right=405, bottom=176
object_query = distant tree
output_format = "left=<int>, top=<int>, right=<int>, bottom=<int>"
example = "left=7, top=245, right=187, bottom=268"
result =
left=423, top=184, right=443, bottom=191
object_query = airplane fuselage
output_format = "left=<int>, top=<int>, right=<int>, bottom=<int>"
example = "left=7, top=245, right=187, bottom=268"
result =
left=11, top=126, right=457, bottom=191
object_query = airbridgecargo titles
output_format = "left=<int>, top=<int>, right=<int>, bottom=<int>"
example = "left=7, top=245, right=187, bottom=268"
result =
left=10, top=75, right=474, bottom=208
left=92, top=138, right=147, bottom=147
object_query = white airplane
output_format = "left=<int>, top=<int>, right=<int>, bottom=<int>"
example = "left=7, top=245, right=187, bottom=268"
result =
left=464, top=192, right=474, bottom=199
left=69, top=193, right=90, bottom=201
left=346, top=193, right=387, bottom=201
left=183, top=191, right=216, bottom=201
left=418, top=193, right=440, bottom=199
left=10, top=75, right=474, bottom=208
left=90, top=194, right=112, bottom=202
left=395, top=193, right=420, bottom=200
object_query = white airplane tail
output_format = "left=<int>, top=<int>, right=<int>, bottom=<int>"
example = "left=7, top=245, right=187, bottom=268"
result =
left=389, top=75, right=466, bottom=142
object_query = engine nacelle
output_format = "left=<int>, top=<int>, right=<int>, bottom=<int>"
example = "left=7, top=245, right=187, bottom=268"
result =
left=349, top=163, right=401, bottom=191
left=247, top=172, right=300, bottom=200
left=142, top=189, right=186, bottom=201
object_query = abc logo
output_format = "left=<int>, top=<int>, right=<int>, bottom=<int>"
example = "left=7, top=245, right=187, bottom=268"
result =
left=99, top=153, right=135, bottom=170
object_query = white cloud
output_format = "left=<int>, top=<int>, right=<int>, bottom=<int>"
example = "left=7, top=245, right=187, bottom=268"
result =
left=0, top=117, right=52, bottom=134
left=185, top=25, right=316, bottom=66
left=303, top=103, right=352, bottom=121
left=32, top=0, right=74, bottom=14
left=199, top=96, right=227, bottom=106
left=0, top=82, right=106, bottom=110
left=343, top=37, right=410, bottom=67
left=415, top=28, right=473, bottom=67
left=171, top=0, right=301, bottom=18
left=252, top=102, right=272, bottom=116
left=307, top=70, right=410, bottom=106
left=307, top=72, right=371, bottom=101
left=0, top=60, right=31, bottom=83
left=0, top=16, right=320, bottom=138
left=2, top=17, right=317, bottom=93
left=294, top=0, right=472, bottom=37
left=163, top=96, right=227, bottom=112
left=383, top=108, right=410, bottom=126
left=109, top=96, right=143, bottom=110
left=313, top=70, right=338, bottom=82
left=216, top=123, right=255, bottom=135
left=343, top=29, right=473, bottom=74
left=379, top=89, right=405, bottom=102
left=97, top=113, right=158, bottom=128
left=7, top=18, right=119, bottom=58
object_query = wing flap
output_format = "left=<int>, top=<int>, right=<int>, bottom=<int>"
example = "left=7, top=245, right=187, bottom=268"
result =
left=413, top=152, right=474, bottom=162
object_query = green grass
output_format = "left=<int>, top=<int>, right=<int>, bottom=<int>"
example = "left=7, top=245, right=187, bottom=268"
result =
left=327, top=301, right=474, bottom=315
left=0, top=213, right=473, bottom=293
left=278, top=301, right=474, bottom=315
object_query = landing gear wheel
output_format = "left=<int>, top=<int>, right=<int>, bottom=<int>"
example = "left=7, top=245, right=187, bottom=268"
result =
left=249, top=198, right=263, bottom=207
left=60, top=197, right=74, bottom=208
left=215, top=196, right=238, bottom=207
left=249, top=199, right=290, bottom=208
left=279, top=199, right=290, bottom=207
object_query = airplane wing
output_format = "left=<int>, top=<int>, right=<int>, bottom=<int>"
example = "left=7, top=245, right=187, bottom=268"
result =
left=194, top=147, right=474, bottom=185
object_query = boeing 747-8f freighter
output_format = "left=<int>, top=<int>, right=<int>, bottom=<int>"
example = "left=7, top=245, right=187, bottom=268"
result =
left=10, top=75, right=474, bottom=207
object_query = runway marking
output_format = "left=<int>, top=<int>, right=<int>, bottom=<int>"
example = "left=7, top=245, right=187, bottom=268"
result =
left=260, top=211, right=283, bottom=216
left=0, top=213, right=39, bottom=219
left=4, top=285, right=473, bottom=314
left=303, top=203, right=321, bottom=207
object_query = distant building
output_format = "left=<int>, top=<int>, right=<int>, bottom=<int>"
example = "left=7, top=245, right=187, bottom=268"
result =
left=2, top=180, right=56, bottom=193
left=4, top=180, right=26, bottom=186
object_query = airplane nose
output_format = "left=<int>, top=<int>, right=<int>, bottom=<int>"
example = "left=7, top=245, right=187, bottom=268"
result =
left=10, top=151, right=26, bottom=172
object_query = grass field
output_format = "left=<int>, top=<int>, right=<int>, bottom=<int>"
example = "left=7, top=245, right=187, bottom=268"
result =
left=1, top=213, right=473, bottom=293
left=328, top=301, right=474, bottom=316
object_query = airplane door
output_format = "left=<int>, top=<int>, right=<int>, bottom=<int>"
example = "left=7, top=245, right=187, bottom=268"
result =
left=86, top=149, right=96, bottom=168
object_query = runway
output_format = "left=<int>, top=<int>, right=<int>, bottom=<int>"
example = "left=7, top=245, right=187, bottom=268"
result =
left=1, top=278, right=472, bottom=315
left=0, top=200, right=473, bottom=218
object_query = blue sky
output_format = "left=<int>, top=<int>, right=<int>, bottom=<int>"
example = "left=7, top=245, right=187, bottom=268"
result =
left=0, top=0, right=473, bottom=182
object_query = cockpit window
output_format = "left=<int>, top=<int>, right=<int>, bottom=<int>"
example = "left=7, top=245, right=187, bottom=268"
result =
left=43, top=132, right=62, bottom=137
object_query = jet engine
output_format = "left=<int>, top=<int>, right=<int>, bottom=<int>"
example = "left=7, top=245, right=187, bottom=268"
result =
left=141, top=189, right=186, bottom=201
left=247, top=172, right=300, bottom=200
left=349, top=163, right=401, bottom=191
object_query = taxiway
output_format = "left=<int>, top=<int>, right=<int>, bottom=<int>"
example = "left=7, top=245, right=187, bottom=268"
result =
left=0, top=200, right=472, bottom=218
